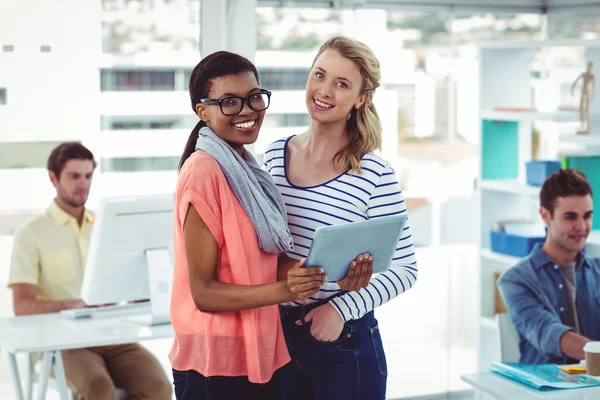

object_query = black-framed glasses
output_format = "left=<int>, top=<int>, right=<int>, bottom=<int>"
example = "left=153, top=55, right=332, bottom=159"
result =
left=200, top=89, right=271, bottom=116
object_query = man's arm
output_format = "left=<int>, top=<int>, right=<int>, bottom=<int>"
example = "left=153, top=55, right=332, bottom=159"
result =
left=560, top=331, right=591, bottom=361
left=12, top=283, right=85, bottom=316
left=498, top=273, right=589, bottom=360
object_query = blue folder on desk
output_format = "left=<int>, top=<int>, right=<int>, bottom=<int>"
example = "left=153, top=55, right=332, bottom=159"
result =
left=490, top=362, right=600, bottom=391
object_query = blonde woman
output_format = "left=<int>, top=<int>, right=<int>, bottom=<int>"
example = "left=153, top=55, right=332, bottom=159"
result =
left=264, top=36, right=419, bottom=399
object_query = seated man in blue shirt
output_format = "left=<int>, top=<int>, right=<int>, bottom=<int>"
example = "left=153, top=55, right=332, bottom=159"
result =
left=498, top=168, right=600, bottom=365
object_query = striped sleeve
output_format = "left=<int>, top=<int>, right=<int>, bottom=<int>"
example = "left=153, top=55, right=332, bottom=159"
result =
left=329, top=165, right=418, bottom=322
left=262, top=146, right=272, bottom=172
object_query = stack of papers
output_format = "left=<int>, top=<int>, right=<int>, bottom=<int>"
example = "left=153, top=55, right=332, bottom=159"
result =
left=490, top=362, right=600, bottom=391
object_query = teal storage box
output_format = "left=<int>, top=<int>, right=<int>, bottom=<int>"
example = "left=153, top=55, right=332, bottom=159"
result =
left=482, top=120, right=519, bottom=179
left=526, top=161, right=561, bottom=186
left=563, top=156, right=600, bottom=231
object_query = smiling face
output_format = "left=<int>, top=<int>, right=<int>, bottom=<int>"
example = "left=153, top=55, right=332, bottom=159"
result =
left=305, top=49, right=368, bottom=125
left=541, top=195, right=593, bottom=254
left=195, top=71, right=265, bottom=154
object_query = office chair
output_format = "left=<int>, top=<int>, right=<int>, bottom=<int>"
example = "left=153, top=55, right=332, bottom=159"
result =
left=25, top=353, right=127, bottom=400
left=496, top=313, right=521, bottom=363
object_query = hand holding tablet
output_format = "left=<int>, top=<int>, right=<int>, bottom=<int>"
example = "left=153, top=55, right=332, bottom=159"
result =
left=285, top=258, right=328, bottom=301
left=305, top=214, right=408, bottom=282
left=336, top=252, right=373, bottom=291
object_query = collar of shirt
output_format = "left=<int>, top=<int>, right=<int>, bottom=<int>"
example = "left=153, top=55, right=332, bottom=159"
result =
left=529, top=243, right=593, bottom=271
left=46, top=199, right=94, bottom=227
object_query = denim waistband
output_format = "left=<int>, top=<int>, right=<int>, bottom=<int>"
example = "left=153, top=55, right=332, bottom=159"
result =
left=279, top=294, right=351, bottom=324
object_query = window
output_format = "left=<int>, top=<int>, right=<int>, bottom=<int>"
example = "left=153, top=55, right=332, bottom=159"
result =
left=101, top=0, right=200, bottom=54
left=263, top=113, right=311, bottom=127
left=183, top=69, right=193, bottom=88
left=149, top=120, right=178, bottom=129
left=183, top=67, right=311, bottom=91
left=0, top=88, right=6, bottom=105
left=100, top=70, right=176, bottom=91
left=548, top=11, right=600, bottom=39
left=0, top=141, right=66, bottom=169
left=110, top=120, right=178, bottom=130
left=101, top=115, right=197, bottom=130
left=0, top=212, right=40, bottom=235
left=259, top=68, right=310, bottom=90
left=101, top=156, right=179, bottom=172
left=111, top=121, right=144, bottom=130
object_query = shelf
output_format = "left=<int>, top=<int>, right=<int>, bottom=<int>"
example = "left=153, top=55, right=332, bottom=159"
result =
left=480, top=179, right=540, bottom=197
left=588, top=231, right=600, bottom=247
left=481, top=110, right=580, bottom=122
left=559, top=134, right=600, bottom=146
left=481, top=249, right=520, bottom=266
left=480, top=316, right=498, bottom=330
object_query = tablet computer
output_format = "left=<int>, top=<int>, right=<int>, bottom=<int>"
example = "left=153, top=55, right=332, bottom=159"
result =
left=305, top=214, right=408, bottom=281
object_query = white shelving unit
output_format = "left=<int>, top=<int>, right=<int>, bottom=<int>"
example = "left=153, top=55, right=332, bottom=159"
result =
left=480, top=110, right=581, bottom=122
left=480, top=179, right=540, bottom=197
left=559, top=133, right=600, bottom=146
left=588, top=231, right=600, bottom=247
left=480, top=248, right=520, bottom=265
left=476, top=39, right=600, bottom=376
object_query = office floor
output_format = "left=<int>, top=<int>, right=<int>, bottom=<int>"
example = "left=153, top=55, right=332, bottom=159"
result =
left=0, top=237, right=478, bottom=399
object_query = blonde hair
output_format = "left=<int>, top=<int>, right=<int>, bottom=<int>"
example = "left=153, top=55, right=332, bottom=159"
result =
left=312, top=36, right=382, bottom=174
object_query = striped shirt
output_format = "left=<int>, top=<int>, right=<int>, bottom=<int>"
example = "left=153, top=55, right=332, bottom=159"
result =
left=264, top=136, right=419, bottom=322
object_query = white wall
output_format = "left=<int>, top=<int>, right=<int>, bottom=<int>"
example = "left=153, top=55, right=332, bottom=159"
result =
left=0, top=0, right=101, bottom=146
left=0, top=0, right=101, bottom=212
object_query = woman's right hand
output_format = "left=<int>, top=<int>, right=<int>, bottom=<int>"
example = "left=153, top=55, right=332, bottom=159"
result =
left=286, top=258, right=327, bottom=301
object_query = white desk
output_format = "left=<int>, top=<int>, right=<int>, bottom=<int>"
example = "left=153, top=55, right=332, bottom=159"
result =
left=0, top=312, right=174, bottom=400
left=462, top=372, right=600, bottom=400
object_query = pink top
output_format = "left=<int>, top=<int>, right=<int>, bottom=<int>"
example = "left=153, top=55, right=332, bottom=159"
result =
left=168, top=151, right=290, bottom=383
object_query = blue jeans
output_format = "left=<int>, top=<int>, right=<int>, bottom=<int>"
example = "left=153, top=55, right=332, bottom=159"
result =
left=279, top=301, right=387, bottom=400
left=172, top=368, right=281, bottom=400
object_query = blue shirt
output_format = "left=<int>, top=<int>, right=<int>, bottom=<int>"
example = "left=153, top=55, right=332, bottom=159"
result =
left=497, top=243, right=600, bottom=365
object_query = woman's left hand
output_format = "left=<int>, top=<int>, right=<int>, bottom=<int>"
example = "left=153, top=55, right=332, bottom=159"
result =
left=337, top=252, right=373, bottom=292
left=296, top=303, right=344, bottom=342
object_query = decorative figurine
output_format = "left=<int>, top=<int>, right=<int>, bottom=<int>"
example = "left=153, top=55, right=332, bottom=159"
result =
left=571, top=61, right=595, bottom=134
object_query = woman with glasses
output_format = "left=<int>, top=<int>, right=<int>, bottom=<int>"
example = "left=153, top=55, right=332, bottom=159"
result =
left=264, top=36, right=419, bottom=400
left=169, top=51, right=328, bottom=400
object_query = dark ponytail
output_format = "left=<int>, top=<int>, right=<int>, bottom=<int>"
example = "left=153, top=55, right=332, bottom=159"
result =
left=179, top=120, right=206, bottom=171
left=178, top=51, right=259, bottom=171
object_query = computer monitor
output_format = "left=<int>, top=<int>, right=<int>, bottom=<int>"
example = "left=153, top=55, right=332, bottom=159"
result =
left=81, top=193, right=174, bottom=325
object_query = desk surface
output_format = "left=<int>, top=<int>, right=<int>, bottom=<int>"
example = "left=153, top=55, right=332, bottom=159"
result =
left=462, top=372, right=600, bottom=400
left=0, top=313, right=174, bottom=353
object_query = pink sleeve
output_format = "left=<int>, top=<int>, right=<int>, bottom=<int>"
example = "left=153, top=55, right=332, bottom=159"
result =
left=181, top=189, right=224, bottom=248
left=177, top=156, right=225, bottom=248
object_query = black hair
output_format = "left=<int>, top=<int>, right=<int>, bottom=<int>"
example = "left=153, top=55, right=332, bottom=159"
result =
left=178, top=51, right=259, bottom=170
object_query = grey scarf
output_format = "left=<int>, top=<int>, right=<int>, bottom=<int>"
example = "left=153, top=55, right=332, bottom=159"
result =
left=195, top=126, right=293, bottom=253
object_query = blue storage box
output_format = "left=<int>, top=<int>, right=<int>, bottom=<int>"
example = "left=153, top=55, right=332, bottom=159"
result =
left=490, top=221, right=546, bottom=257
left=490, top=230, right=546, bottom=257
left=526, top=161, right=561, bottom=186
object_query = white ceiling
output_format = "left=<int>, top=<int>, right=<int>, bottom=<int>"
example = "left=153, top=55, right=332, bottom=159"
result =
left=257, top=0, right=600, bottom=13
